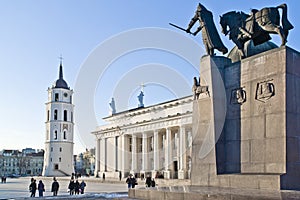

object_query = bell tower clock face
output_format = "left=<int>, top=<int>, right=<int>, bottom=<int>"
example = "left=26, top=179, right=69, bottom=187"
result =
left=64, top=93, right=68, bottom=97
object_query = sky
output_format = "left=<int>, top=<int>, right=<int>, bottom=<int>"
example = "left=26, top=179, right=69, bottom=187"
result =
left=0, top=0, right=299, bottom=154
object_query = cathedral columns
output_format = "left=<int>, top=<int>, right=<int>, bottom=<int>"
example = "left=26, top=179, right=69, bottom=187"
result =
left=131, top=135, right=137, bottom=174
left=141, top=132, right=148, bottom=176
left=178, top=126, right=186, bottom=179
left=164, top=127, right=171, bottom=179
left=95, top=138, right=101, bottom=176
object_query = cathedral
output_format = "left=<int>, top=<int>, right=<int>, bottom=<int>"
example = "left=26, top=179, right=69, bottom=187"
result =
left=92, top=94, right=193, bottom=180
left=42, top=62, right=75, bottom=176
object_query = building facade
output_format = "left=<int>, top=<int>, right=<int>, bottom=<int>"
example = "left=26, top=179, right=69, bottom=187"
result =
left=0, top=149, right=44, bottom=177
left=42, top=62, right=75, bottom=176
left=92, top=96, right=193, bottom=180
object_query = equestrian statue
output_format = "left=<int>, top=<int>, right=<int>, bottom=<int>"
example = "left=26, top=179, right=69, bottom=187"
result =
left=220, top=3, right=294, bottom=58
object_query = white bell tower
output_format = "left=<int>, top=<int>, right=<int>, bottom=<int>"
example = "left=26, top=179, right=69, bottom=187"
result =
left=42, top=61, right=74, bottom=176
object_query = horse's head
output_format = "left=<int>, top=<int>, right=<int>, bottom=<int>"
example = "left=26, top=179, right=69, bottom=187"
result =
left=219, top=14, right=229, bottom=36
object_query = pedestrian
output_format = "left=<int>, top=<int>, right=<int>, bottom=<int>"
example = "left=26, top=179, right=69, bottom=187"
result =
left=145, top=174, right=151, bottom=187
left=102, top=173, right=105, bottom=182
left=126, top=175, right=133, bottom=189
left=38, top=180, right=45, bottom=197
left=68, top=179, right=75, bottom=195
left=151, top=178, right=156, bottom=187
left=29, top=179, right=37, bottom=197
left=119, top=171, right=122, bottom=181
left=131, top=175, right=137, bottom=188
left=51, top=177, right=59, bottom=196
left=80, top=180, right=86, bottom=194
left=74, top=179, right=80, bottom=195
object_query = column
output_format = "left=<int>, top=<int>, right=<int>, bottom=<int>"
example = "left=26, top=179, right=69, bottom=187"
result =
left=131, top=134, right=137, bottom=174
left=121, top=135, right=125, bottom=179
left=164, top=127, right=171, bottom=179
left=152, top=130, right=159, bottom=178
left=141, top=132, right=147, bottom=178
left=178, top=126, right=186, bottom=179
left=100, top=139, right=105, bottom=172
left=95, top=138, right=101, bottom=177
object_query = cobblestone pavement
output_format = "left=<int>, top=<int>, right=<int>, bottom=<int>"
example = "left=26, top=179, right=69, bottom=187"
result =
left=0, top=176, right=140, bottom=199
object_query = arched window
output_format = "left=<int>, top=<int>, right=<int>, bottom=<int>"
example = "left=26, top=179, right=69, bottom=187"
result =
left=54, top=131, right=57, bottom=140
left=63, top=131, right=67, bottom=139
left=55, top=93, right=59, bottom=101
left=54, top=110, right=58, bottom=120
left=71, top=112, right=73, bottom=122
left=59, top=157, right=61, bottom=162
left=64, top=110, right=67, bottom=121
left=60, top=147, right=62, bottom=152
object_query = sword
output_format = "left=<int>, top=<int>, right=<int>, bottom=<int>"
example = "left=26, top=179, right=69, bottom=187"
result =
left=169, top=23, right=190, bottom=33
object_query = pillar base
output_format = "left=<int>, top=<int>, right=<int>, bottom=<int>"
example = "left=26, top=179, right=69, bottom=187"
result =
left=164, top=170, right=170, bottom=179
left=151, top=170, right=157, bottom=178
left=178, top=170, right=186, bottom=179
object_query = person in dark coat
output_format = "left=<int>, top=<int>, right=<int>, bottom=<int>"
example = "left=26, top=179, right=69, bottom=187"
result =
left=80, top=180, right=86, bottom=194
left=51, top=177, right=59, bottom=196
left=151, top=178, right=156, bottom=187
left=145, top=174, right=151, bottom=187
left=74, top=180, right=80, bottom=195
left=126, top=175, right=133, bottom=189
left=68, top=179, right=75, bottom=195
left=119, top=171, right=122, bottom=181
left=131, top=176, right=137, bottom=188
left=102, top=173, right=105, bottom=182
left=38, top=180, right=45, bottom=197
left=29, top=179, right=37, bottom=197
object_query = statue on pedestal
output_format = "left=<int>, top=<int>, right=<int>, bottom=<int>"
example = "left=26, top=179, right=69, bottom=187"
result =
left=220, top=3, right=293, bottom=58
left=170, top=3, right=228, bottom=56
left=109, top=98, right=116, bottom=115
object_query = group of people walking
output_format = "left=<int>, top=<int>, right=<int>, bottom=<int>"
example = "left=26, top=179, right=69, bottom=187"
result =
left=126, top=174, right=156, bottom=189
left=68, top=178, right=86, bottom=195
left=28, top=177, right=86, bottom=197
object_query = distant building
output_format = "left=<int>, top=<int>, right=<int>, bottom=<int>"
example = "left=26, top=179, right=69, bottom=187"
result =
left=0, top=149, right=44, bottom=177
left=42, top=61, right=75, bottom=176
left=74, top=148, right=96, bottom=176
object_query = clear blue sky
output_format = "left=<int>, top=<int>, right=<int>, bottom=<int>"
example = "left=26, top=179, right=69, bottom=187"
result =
left=0, top=0, right=299, bottom=154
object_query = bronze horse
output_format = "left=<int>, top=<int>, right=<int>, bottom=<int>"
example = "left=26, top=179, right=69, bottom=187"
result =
left=220, top=3, right=293, bottom=58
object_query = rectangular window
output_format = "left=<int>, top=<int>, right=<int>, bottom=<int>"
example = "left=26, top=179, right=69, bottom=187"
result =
left=64, top=110, right=67, bottom=121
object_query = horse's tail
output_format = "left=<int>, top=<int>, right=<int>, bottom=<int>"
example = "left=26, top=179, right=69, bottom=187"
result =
left=276, top=3, right=294, bottom=31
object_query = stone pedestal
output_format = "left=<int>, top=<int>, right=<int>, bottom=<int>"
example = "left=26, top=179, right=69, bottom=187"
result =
left=191, top=47, right=300, bottom=190
left=151, top=170, right=157, bottom=179
left=178, top=170, right=185, bottom=179
left=163, top=170, right=170, bottom=179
